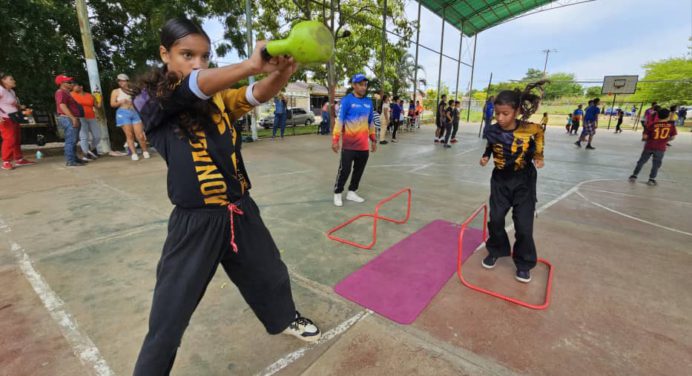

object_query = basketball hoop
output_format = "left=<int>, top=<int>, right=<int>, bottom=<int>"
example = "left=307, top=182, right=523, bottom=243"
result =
left=601, top=75, right=638, bottom=95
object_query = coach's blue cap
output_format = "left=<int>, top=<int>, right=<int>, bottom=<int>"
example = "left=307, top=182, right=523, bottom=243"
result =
left=351, top=73, right=368, bottom=83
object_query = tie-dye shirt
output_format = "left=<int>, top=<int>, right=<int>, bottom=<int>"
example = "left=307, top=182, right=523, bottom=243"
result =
left=332, top=93, right=376, bottom=151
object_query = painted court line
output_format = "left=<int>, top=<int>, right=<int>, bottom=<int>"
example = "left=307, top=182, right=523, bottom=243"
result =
left=9, top=240, right=115, bottom=376
left=257, top=310, right=372, bottom=376
left=575, top=190, right=692, bottom=238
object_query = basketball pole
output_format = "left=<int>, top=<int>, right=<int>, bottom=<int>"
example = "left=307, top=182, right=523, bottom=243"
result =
left=607, top=94, right=617, bottom=130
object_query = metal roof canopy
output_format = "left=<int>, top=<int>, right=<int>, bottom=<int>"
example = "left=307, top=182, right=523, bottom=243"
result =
left=418, top=0, right=554, bottom=36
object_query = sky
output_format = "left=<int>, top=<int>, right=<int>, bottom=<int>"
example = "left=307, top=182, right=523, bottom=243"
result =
left=204, top=0, right=691, bottom=91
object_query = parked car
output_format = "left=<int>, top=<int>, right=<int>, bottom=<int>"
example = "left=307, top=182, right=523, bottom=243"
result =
left=260, top=108, right=315, bottom=129
left=604, top=107, right=633, bottom=116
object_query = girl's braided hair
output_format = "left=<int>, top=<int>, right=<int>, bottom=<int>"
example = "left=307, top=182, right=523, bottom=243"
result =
left=494, top=79, right=550, bottom=121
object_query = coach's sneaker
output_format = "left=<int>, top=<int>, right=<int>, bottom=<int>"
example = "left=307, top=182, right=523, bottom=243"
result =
left=379, top=140, right=388, bottom=145
left=482, top=255, right=498, bottom=269
left=283, top=311, right=321, bottom=343
left=628, top=175, right=637, bottom=183
left=131, top=153, right=140, bottom=161
left=143, top=151, right=151, bottom=159
left=574, top=141, right=581, bottom=148
left=585, top=144, right=596, bottom=150
left=2, top=161, right=14, bottom=170
left=346, top=191, right=365, bottom=203
left=647, top=179, right=657, bottom=186
left=450, top=138, right=458, bottom=144
left=333, top=193, right=343, bottom=207
left=515, top=269, right=532, bottom=283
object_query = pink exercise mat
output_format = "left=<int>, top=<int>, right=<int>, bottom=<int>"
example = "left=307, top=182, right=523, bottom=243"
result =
left=334, top=220, right=485, bottom=324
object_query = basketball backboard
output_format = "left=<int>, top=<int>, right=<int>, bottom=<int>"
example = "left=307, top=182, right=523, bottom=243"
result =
left=601, top=75, right=638, bottom=95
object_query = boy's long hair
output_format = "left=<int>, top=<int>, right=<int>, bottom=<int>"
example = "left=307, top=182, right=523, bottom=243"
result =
left=494, top=80, right=549, bottom=121
left=134, top=17, right=219, bottom=140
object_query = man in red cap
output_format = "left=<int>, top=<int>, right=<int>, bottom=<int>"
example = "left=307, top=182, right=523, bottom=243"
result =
left=55, top=74, right=85, bottom=166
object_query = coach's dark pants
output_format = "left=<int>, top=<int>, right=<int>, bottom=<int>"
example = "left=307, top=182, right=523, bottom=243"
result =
left=632, top=149, right=665, bottom=179
left=570, top=120, right=580, bottom=134
left=133, top=195, right=296, bottom=376
left=486, top=166, right=538, bottom=271
left=334, top=149, right=369, bottom=194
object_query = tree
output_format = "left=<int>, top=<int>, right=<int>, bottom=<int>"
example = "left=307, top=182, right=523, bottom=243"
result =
left=1, top=0, right=249, bottom=110
left=585, top=86, right=601, bottom=97
left=631, top=58, right=692, bottom=104
left=392, top=52, right=424, bottom=99
left=543, top=73, right=583, bottom=100
left=523, top=68, right=544, bottom=81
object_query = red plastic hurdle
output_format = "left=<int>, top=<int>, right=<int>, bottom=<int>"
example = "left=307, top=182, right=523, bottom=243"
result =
left=457, top=203, right=554, bottom=310
left=326, top=188, right=412, bottom=250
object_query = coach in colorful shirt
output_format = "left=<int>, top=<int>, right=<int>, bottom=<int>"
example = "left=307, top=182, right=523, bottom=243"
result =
left=331, top=73, right=377, bottom=207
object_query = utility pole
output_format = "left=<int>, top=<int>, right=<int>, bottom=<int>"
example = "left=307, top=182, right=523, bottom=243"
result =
left=245, top=0, right=258, bottom=140
left=75, top=0, right=111, bottom=153
left=542, top=49, right=557, bottom=76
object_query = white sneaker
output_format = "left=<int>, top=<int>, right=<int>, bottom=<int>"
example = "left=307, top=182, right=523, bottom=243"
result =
left=334, top=193, right=343, bottom=207
left=131, top=153, right=139, bottom=161
left=346, top=191, right=365, bottom=203
left=282, top=311, right=321, bottom=343
left=142, top=151, right=151, bottom=159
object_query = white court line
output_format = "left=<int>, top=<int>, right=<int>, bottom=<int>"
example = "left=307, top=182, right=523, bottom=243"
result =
left=408, top=163, right=432, bottom=173
left=257, top=310, right=372, bottom=376
left=9, top=241, right=115, bottom=376
left=575, top=190, right=692, bottom=237
left=454, top=147, right=479, bottom=157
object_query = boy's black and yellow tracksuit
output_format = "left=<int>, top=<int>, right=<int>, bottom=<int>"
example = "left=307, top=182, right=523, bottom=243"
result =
left=483, top=121, right=544, bottom=271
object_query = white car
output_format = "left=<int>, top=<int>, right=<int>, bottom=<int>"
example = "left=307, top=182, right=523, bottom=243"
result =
left=260, top=108, right=315, bottom=129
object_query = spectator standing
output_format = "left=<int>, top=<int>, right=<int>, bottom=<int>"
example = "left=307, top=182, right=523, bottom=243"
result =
left=319, top=101, right=329, bottom=135
left=0, top=73, right=35, bottom=170
left=435, top=94, right=447, bottom=143
left=482, top=96, right=495, bottom=138
left=55, top=75, right=85, bottom=167
left=390, top=96, right=402, bottom=143
left=415, top=100, right=423, bottom=128
left=379, top=94, right=390, bottom=145
left=450, top=100, right=461, bottom=143
left=272, top=94, right=287, bottom=139
left=71, top=82, right=101, bottom=159
left=111, top=73, right=150, bottom=160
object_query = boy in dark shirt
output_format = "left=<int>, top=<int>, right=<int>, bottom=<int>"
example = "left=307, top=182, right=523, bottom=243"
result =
left=479, top=81, right=547, bottom=283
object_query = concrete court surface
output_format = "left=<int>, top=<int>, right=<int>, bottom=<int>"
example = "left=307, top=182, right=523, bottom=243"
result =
left=1, top=122, right=691, bottom=376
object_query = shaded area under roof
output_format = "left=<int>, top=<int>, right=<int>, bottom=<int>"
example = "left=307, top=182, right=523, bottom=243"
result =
left=418, top=0, right=555, bottom=36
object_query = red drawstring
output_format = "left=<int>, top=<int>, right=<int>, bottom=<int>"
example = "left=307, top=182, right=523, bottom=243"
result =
left=227, top=203, right=244, bottom=253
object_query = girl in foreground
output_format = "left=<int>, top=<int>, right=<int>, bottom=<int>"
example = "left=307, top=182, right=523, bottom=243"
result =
left=132, top=18, right=320, bottom=375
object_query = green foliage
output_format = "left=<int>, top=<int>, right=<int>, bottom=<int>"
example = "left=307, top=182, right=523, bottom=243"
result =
left=585, top=86, right=601, bottom=97
left=1, top=0, right=249, bottom=111
left=253, top=0, right=414, bottom=94
left=543, top=72, right=583, bottom=100
left=422, top=85, right=449, bottom=111
left=630, top=58, right=692, bottom=105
